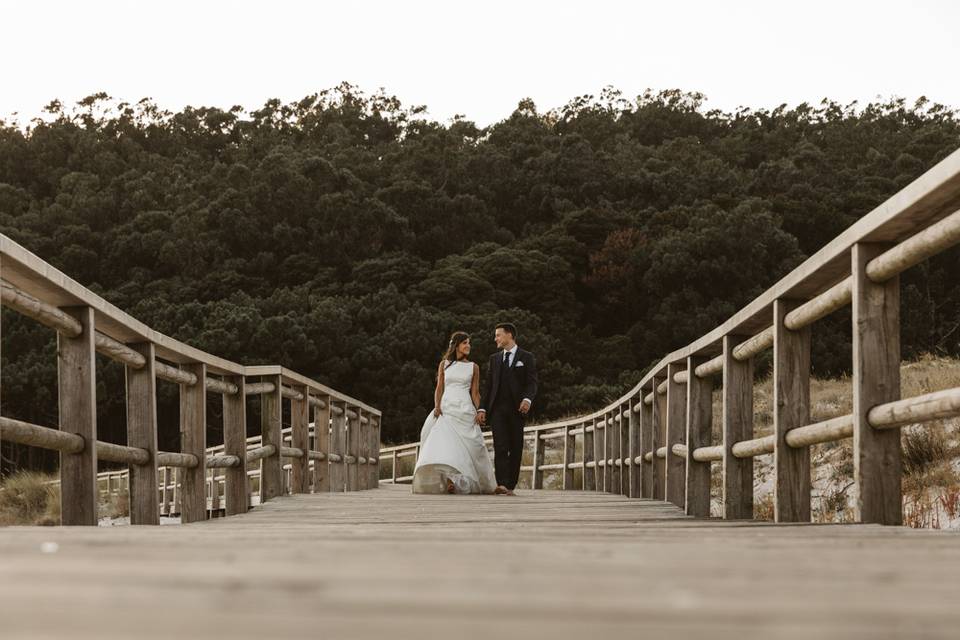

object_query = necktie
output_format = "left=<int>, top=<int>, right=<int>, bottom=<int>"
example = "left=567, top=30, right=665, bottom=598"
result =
left=503, top=351, right=511, bottom=368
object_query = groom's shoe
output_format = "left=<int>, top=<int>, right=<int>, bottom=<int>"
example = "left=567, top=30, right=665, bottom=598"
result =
left=494, top=485, right=509, bottom=495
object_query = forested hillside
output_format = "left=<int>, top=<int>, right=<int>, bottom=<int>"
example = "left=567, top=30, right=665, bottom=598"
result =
left=1, top=85, right=959, bottom=461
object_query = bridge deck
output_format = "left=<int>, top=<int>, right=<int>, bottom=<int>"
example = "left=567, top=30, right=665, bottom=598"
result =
left=1, top=484, right=958, bottom=639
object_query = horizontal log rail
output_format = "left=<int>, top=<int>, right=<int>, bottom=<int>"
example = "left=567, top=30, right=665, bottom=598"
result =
left=379, top=147, right=960, bottom=525
left=1, top=233, right=382, bottom=525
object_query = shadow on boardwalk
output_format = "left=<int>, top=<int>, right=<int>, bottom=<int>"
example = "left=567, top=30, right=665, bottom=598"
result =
left=1, top=484, right=958, bottom=639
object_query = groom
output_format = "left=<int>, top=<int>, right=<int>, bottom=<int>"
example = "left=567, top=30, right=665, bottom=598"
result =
left=477, top=322, right=538, bottom=496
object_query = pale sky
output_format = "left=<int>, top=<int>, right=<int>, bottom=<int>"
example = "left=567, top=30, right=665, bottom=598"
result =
left=2, top=0, right=959, bottom=126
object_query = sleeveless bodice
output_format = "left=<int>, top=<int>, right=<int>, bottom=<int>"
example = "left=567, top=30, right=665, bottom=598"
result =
left=440, top=360, right=476, bottom=421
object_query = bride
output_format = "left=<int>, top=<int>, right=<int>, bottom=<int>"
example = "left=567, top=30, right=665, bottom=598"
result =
left=412, top=331, right=497, bottom=495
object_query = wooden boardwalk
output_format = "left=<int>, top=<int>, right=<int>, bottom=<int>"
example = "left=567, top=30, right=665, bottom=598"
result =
left=1, top=485, right=958, bottom=639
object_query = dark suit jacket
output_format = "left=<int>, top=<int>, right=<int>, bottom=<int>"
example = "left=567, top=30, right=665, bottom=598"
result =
left=479, top=347, right=538, bottom=415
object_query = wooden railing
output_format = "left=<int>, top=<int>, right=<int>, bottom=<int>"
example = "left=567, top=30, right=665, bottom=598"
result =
left=0, top=235, right=381, bottom=525
left=381, top=146, right=960, bottom=526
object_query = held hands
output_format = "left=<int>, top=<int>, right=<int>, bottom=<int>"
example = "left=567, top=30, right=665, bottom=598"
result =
left=475, top=411, right=486, bottom=425
left=519, top=400, right=531, bottom=416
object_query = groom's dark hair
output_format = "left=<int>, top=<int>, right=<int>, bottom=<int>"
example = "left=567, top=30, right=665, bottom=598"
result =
left=495, top=322, right=517, bottom=339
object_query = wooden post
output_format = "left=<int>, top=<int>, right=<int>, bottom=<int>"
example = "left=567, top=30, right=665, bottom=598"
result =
left=125, top=342, right=159, bottom=525
left=161, top=467, right=171, bottom=515
left=686, top=356, right=712, bottom=518
left=58, top=306, right=98, bottom=526
left=222, top=375, right=248, bottom=515
left=563, top=425, right=576, bottom=490
left=583, top=419, right=596, bottom=491
left=172, top=468, right=181, bottom=515
left=179, top=362, right=207, bottom=523
left=211, top=475, right=221, bottom=516
left=665, top=363, right=687, bottom=508
left=619, top=405, right=629, bottom=495
left=598, top=415, right=608, bottom=493
left=259, top=375, right=283, bottom=502
left=332, top=402, right=346, bottom=492
left=722, top=335, right=754, bottom=519
left=313, top=395, right=331, bottom=492
left=290, top=384, right=309, bottom=494
left=532, top=429, right=545, bottom=489
left=651, top=376, right=666, bottom=501
left=372, top=416, right=381, bottom=488
left=347, top=406, right=360, bottom=491
left=628, top=398, right=640, bottom=498
left=773, top=299, right=812, bottom=523
left=355, top=409, right=366, bottom=491
left=594, top=416, right=605, bottom=492
left=852, top=243, right=902, bottom=525
left=640, top=390, right=654, bottom=499
left=606, top=413, right=616, bottom=493
left=610, top=413, right=619, bottom=494
left=391, top=450, right=398, bottom=483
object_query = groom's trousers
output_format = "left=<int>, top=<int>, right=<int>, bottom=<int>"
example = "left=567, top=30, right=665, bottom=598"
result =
left=490, top=401, right=525, bottom=490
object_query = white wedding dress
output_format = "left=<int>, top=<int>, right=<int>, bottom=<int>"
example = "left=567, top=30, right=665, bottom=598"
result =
left=413, top=360, right=497, bottom=494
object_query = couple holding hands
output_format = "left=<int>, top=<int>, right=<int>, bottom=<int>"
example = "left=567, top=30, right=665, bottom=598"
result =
left=412, top=322, right=538, bottom=495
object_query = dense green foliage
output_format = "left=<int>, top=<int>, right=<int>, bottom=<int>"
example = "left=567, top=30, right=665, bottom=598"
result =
left=1, top=85, right=959, bottom=467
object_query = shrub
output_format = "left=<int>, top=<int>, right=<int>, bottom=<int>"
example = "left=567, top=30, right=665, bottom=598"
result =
left=0, top=472, right=60, bottom=526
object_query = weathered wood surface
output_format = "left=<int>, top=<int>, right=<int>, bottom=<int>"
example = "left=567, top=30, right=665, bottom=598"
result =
left=125, top=342, right=158, bottom=525
left=773, top=299, right=811, bottom=523
left=57, top=306, right=98, bottom=526
left=853, top=243, right=902, bottom=525
left=2, top=485, right=959, bottom=639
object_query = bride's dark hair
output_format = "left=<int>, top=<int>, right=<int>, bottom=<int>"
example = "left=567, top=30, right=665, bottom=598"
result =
left=441, top=331, right=471, bottom=368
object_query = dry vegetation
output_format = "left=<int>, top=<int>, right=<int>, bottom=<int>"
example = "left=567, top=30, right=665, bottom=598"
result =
left=0, top=471, right=130, bottom=526
left=731, top=355, right=960, bottom=527
left=0, top=472, right=60, bottom=526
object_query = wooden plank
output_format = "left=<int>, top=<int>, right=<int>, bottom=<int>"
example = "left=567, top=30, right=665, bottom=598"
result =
left=222, top=374, right=248, bottom=515
left=722, top=335, right=754, bottom=520
left=290, top=384, right=310, bottom=494
left=665, top=364, right=687, bottom=508
left=651, top=376, right=666, bottom=501
left=773, top=299, right=812, bottom=523
left=852, top=243, right=902, bottom=524
left=179, top=362, right=207, bottom=523
left=313, top=394, right=331, bottom=492
left=685, top=355, right=712, bottom=518
left=259, top=374, right=283, bottom=502
left=124, top=342, right=159, bottom=525
left=583, top=419, right=596, bottom=491
left=4, top=485, right=960, bottom=639
left=57, top=306, right=98, bottom=526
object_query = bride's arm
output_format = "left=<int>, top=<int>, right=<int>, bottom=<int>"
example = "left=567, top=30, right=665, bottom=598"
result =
left=471, top=363, right=481, bottom=410
left=434, top=361, right=445, bottom=417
